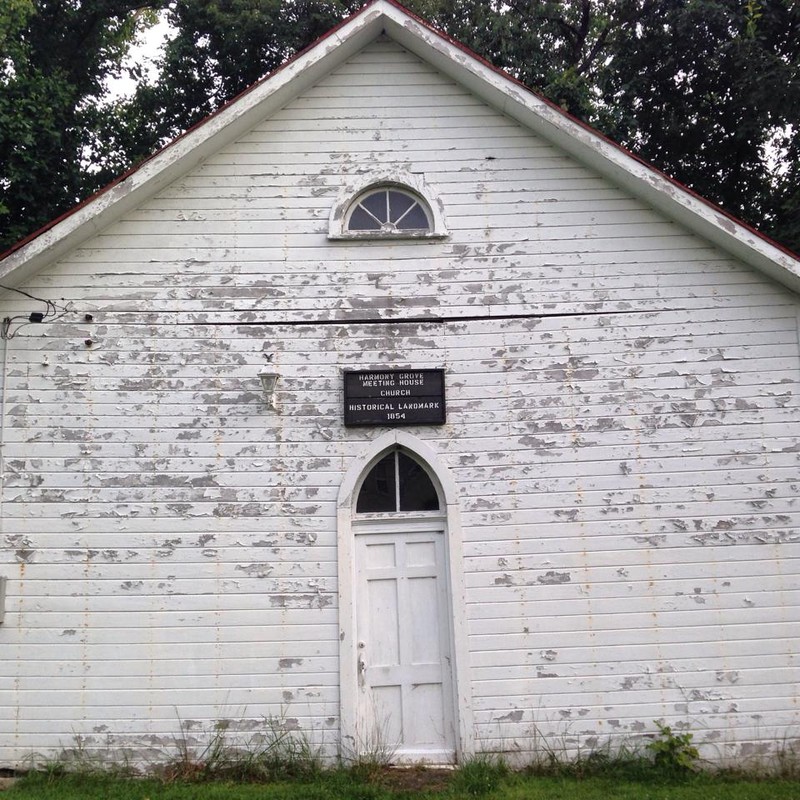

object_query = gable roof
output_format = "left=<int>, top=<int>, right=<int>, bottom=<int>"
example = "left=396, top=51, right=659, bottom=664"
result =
left=2, top=0, right=800, bottom=295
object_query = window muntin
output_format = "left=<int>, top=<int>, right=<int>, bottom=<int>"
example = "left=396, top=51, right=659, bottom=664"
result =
left=346, top=188, right=432, bottom=234
left=356, top=450, right=440, bottom=513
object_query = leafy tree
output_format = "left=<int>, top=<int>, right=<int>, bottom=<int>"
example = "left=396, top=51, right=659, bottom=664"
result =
left=414, top=0, right=640, bottom=125
left=599, top=0, right=800, bottom=250
left=0, top=0, right=162, bottom=251
left=2, top=0, right=799, bottom=254
left=125, top=0, right=800, bottom=252
left=128, top=0, right=364, bottom=153
left=413, top=0, right=800, bottom=250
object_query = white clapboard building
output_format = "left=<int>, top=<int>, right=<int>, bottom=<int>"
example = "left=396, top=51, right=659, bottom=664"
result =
left=1, top=0, right=799, bottom=770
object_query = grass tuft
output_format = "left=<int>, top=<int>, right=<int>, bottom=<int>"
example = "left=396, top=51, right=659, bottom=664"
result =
left=8, top=719, right=800, bottom=799
left=161, top=713, right=322, bottom=783
left=451, top=754, right=509, bottom=796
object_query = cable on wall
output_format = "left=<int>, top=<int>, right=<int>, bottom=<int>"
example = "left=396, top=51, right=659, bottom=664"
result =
left=0, top=283, right=73, bottom=340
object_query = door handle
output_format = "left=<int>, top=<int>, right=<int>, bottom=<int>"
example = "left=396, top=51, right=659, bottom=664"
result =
left=358, top=640, right=366, bottom=668
left=357, top=640, right=367, bottom=685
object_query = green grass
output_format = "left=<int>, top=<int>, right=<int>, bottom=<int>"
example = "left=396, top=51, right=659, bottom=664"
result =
left=498, top=773, right=800, bottom=799
left=5, top=769, right=800, bottom=800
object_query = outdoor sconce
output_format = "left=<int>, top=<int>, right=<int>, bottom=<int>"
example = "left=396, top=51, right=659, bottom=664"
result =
left=258, top=369, right=279, bottom=410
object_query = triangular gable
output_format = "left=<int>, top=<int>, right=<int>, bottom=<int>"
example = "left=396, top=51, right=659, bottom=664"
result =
left=2, top=0, right=800, bottom=294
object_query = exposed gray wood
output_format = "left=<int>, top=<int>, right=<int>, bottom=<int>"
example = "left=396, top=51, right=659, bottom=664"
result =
left=0, top=35, right=798, bottom=771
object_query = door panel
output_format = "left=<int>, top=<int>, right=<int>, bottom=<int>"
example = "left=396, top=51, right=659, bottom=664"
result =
left=355, top=528, right=455, bottom=762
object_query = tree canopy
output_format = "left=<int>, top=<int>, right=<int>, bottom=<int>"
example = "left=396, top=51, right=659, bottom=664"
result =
left=0, top=0, right=163, bottom=249
left=1, top=0, right=799, bottom=254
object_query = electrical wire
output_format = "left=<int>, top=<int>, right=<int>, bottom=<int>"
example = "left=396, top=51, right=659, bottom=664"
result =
left=0, top=283, right=73, bottom=339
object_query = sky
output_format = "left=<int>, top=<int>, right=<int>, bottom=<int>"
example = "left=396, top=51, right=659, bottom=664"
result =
left=106, top=13, right=173, bottom=100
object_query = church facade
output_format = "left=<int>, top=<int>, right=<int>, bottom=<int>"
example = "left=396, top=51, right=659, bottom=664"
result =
left=1, top=0, right=799, bottom=770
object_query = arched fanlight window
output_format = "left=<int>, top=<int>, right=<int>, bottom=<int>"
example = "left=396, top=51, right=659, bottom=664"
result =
left=329, top=173, right=447, bottom=239
left=356, top=449, right=440, bottom=513
left=346, top=187, right=432, bottom=234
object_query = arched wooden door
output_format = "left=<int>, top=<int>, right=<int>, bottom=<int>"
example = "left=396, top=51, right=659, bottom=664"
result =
left=351, top=449, right=456, bottom=763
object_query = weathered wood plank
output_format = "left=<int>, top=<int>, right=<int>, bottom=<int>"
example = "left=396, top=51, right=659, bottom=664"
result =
left=1, top=36, right=798, bottom=769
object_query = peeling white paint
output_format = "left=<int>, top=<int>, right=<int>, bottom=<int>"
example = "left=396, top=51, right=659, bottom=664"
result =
left=0, top=23, right=798, bottom=772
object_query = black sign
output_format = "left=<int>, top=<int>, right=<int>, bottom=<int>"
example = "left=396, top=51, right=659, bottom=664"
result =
left=344, top=369, right=446, bottom=427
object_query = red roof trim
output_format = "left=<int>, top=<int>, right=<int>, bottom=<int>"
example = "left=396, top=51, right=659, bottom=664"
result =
left=384, top=0, right=799, bottom=261
left=2, top=0, right=798, bottom=264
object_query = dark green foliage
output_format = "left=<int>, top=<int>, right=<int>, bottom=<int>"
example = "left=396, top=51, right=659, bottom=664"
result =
left=0, top=0, right=163, bottom=249
left=134, top=0, right=363, bottom=146
left=599, top=0, right=800, bottom=252
left=2, top=0, right=799, bottom=255
left=412, top=0, right=800, bottom=252
left=646, top=723, right=700, bottom=776
left=410, top=0, right=636, bottom=125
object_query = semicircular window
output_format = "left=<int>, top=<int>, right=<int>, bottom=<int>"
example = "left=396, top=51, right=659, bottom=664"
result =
left=356, top=450, right=440, bottom=513
left=347, top=187, right=432, bottom=234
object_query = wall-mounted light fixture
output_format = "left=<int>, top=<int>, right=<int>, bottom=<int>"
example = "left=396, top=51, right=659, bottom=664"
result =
left=258, top=368, right=279, bottom=410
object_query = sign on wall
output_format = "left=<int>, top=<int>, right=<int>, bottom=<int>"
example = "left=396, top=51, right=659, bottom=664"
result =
left=344, top=369, right=446, bottom=426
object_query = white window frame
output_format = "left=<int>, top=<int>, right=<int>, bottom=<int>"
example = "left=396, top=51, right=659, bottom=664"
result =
left=355, top=448, right=442, bottom=514
left=328, top=172, right=448, bottom=240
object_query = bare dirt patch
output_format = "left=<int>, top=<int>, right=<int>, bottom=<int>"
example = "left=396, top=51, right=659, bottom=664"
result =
left=374, top=766, right=454, bottom=793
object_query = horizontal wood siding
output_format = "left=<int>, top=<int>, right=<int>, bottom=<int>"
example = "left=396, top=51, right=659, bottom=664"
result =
left=1, top=38, right=799, bottom=768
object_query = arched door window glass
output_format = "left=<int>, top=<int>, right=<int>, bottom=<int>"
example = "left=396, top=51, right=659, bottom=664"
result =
left=356, top=450, right=440, bottom=513
left=347, top=188, right=431, bottom=233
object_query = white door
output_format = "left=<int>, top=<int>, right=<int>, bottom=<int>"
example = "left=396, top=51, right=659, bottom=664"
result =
left=355, top=527, right=455, bottom=763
